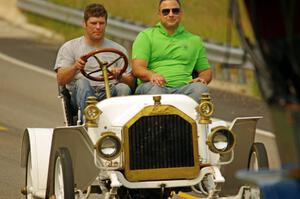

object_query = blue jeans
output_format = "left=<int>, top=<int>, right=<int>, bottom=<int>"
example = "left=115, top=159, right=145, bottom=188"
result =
left=135, top=82, right=209, bottom=103
left=69, top=79, right=131, bottom=119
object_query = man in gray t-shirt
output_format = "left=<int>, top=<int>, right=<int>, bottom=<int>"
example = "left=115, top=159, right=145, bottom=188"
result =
left=54, top=3, right=135, bottom=120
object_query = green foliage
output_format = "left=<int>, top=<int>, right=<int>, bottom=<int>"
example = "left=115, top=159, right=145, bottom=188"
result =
left=25, top=12, right=83, bottom=40
left=250, top=80, right=262, bottom=98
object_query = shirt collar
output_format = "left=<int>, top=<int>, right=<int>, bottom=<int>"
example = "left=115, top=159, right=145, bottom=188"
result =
left=156, top=22, right=184, bottom=36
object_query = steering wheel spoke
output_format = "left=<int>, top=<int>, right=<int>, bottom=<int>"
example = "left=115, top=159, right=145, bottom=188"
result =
left=87, top=68, right=102, bottom=76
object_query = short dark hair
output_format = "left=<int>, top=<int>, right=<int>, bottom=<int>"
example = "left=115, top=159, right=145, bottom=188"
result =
left=84, top=3, right=108, bottom=22
left=159, top=0, right=181, bottom=7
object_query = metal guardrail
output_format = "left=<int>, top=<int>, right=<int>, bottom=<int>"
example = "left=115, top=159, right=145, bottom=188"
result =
left=17, top=0, right=255, bottom=85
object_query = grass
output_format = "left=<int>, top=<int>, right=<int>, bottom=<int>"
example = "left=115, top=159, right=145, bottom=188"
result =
left=25, top=12, right=84, bottom=41
left=44, top=0, right=254, bottom=46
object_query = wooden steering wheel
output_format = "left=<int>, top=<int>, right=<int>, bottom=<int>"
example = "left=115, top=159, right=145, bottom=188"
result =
left=80, top=48, right=128, bottom=81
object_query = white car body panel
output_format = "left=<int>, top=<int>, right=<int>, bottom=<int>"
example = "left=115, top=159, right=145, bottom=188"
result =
left=96, top=94, right=199, bottom=128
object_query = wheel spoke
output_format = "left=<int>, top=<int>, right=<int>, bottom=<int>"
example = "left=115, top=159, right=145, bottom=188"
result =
left=250, top=152, right=259, bottom=170
left=106, top=56, right=123, bottom=68
left=87, top=68, right=102, bottom=75
left=55, top=157, right=65, bottom=199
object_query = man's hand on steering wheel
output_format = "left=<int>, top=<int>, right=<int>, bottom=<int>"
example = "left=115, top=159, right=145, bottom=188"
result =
left=74, top=58, right=86, bottom=70
left=111, top=67, right=123, bottom=80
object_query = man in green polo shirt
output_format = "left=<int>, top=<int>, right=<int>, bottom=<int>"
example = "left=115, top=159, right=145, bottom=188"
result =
left=132, top=0, right=212, bottom=102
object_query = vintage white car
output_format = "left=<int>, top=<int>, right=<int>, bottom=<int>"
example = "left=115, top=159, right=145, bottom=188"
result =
left=20, top=48, right=268, bottom=199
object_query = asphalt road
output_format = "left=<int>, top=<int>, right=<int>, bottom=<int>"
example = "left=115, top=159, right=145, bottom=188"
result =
left=0, top=58, right=64, bottom=198
left=0, top=19, right=278, bottom=198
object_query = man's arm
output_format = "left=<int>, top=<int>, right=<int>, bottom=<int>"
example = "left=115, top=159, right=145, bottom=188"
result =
left=189, top=68, right=212, bottom=85
left=119, top=72, right=136, bottom=91
left=56, top=58, right=86, bottom=86
left=132, top=59, right=166, bottom=86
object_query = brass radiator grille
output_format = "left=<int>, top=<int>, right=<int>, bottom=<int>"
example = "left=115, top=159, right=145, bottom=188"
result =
left=128, top=115, right=194, bottom=170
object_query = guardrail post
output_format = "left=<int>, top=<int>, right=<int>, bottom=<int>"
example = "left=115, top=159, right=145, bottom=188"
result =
left=237, top=66, right=246, bottom=84
left=222, top=63, right=231, bottom=81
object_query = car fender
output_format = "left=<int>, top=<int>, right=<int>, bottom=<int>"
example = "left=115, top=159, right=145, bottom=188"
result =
left=221, top=116, right=262, bottom=195
left=45, top=126, right=99, bottom=197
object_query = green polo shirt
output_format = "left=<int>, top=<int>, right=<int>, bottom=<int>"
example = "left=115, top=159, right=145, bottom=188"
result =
left=132, top=22, right=210, bottom=87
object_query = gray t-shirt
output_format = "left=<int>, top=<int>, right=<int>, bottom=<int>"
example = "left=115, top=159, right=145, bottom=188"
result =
left=54, top=36, right=131, bottom=88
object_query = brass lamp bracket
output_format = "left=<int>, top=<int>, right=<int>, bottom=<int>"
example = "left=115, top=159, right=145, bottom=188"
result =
left=84, top=96, right=102, bottom=127
left=196, top=93, right=214, bottom=124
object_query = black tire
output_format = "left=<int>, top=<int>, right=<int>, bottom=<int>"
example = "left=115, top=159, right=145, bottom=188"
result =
left=53, top=147, right=75, bottom=199
left=248, top=142, right=269, bottom=170
left=246, top=143, right=268, bottom=199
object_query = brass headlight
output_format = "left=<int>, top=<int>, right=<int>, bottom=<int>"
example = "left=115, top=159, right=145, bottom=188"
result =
left=96, top=133, right=121, bottom=160
left=207, top=126, right=235, bottom=154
